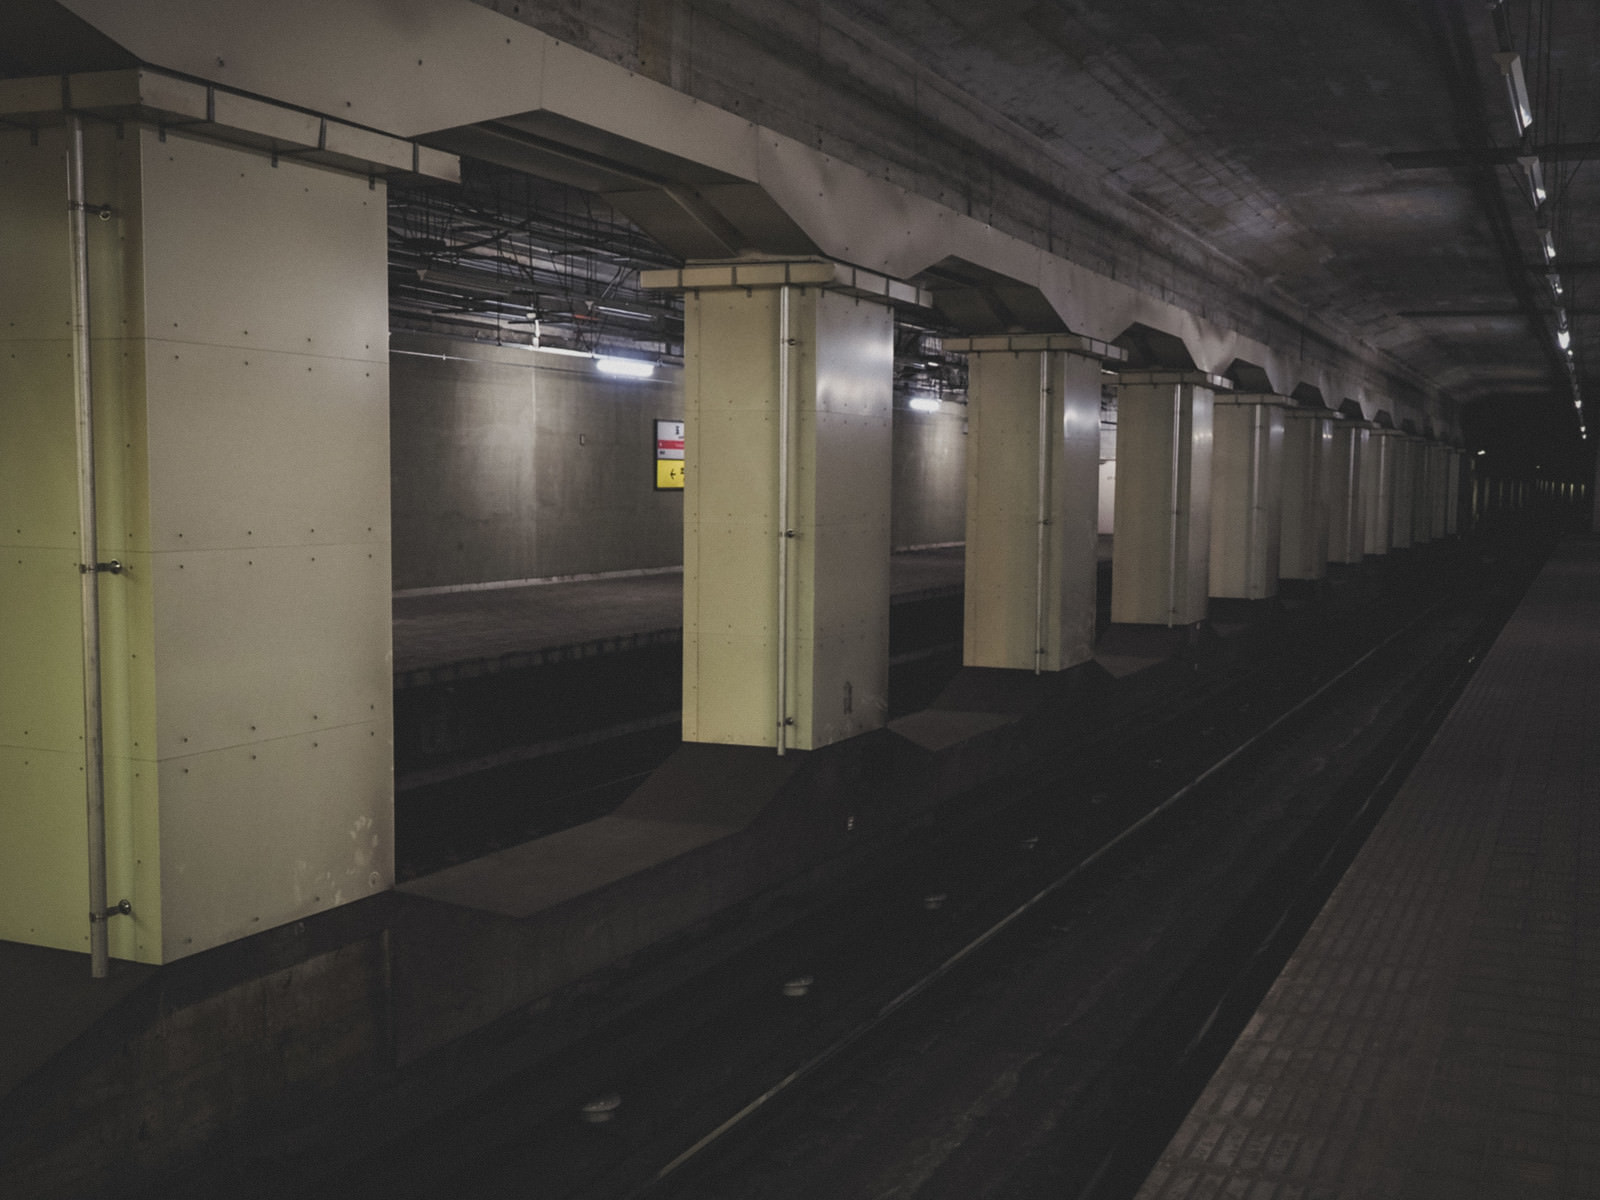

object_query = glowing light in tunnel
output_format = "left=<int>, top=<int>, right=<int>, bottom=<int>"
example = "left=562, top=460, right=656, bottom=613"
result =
left=908, top=396, right=942, bottom=413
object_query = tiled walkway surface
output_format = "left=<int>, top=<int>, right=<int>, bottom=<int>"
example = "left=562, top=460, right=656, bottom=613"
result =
left=392, top=547, right=967, bottom=679
left=1137, top=537, right=1600, bottom=1200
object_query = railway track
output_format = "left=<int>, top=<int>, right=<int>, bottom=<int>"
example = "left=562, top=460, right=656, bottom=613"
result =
left=278, top=524, right=1555, bottom=1200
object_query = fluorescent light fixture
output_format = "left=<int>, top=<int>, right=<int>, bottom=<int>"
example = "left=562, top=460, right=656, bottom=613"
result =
left=1549, top=273, right=1564, bottom=297
left=595, top=356, right=656, bottom=378
left=1494, top=52, right=1534, bottom=135
left=523, top=344, right=597, bottom=359
left=1477, top=449, right=1486, bottom=456
left=1518, top=155, right=1547, bottom=206
left=908, top=396, right=942, bottom=413
left=1541, top=229, right=1557, bottom=263
left=1558, top=327, right=1572, bottom=351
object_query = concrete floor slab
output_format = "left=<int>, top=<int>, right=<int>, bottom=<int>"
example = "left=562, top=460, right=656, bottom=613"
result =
left=1136, top=536, right=1600, bottom=1200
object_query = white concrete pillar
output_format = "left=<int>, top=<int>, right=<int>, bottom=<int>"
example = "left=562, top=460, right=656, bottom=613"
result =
left=1280, top=408, right=1333, bottom=580
left=953, top=334, right=1125, bottom=672
left=1362, top=428, right=1398, bottom=556
left=647, top=261, right=911, bottom=751
left=1327, top=421, right=1369, bottom=564
left=1430, top=445, right=1452, bottom=538
left=1391, top=436, right=1418, bottom=549
left=1, top=125, right=393, bottom=964
left=1410, top=438, right=1435, bottom=545
left=1446, top=449, right=1463, bottom=536
left=1208, top=395, right=1285, bottom=600
left=1110, top=371, right=1226, bottom=626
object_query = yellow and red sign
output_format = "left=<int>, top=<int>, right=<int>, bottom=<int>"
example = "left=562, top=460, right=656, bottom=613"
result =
left=655, top=419, right=685, bottom=490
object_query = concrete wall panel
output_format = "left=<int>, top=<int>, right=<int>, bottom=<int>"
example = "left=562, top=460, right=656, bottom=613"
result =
left=891, top=406, right=966, bottom=550
left=389, top=332, right=962, bottom=589
left=0, top=125, right=393, bottom=964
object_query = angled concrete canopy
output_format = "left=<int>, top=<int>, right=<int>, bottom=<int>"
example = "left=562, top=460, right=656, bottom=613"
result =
left=43, top=0, right=1456, bottom=438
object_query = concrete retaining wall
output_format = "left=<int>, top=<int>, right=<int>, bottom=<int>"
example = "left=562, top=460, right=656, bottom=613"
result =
left=391, top=334, right=968, bottom=589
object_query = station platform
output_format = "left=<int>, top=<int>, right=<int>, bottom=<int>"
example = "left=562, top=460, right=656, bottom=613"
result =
left=392, top=545, right=971, bottom=687
left=1136, top=536, right=1600, bottom=1199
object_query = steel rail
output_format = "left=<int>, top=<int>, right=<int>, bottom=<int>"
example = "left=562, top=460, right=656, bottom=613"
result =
left=637, top=589, right=1454, bottom=1194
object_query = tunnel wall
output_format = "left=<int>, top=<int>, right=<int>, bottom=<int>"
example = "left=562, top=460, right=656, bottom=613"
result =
left=890, top=402, right=966, bottom=551
left=390, top=333, right=968, bottom=590
left=389, top=333, right=686, bottom=592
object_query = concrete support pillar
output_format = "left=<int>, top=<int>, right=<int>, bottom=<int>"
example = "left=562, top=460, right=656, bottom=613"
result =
left=1410, top=438, right=1435, bottom=545
left=1, top=125, right=393, bottom=964
left=1327, top=421, right=1369, bottom=564
left=1208, top=395, right=1286, bottom=600
left=1391, top=436, right=1418, bottom=549
left=1446, top=449, right=1463, bottom=536
left=1110, top=371, right=1227, bottom=626
left=953, top=334, right=1125, bottom=671
left=1280, top=408, right=1333, bottom=580
left=1436, top=446, right=1456, bottom=537
left=1363, top=428, right=1399, bottom=556
left=658, top=263, right=908, bottom=751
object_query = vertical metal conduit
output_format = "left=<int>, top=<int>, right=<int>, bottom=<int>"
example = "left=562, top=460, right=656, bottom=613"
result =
left=1246, top=405, right=1263, bottom=592
left=1033, top=355, right=1050, bottom=674
left=1166, top=388, right=1182, bottom=627
left=68, top=115, right=110, bottom=978
left=775, top=285, right=792, bottom=755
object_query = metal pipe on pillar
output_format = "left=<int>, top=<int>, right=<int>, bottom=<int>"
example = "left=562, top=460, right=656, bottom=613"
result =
left=67, top=114, right=111, bottom=979
left=775, top=285, right=792, bottom=756
left=1034, top=361, right=1050, bottom=674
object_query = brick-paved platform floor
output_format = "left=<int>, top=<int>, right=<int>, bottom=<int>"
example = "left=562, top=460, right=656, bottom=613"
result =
left=1136, top=537, right=1600, bottom=1200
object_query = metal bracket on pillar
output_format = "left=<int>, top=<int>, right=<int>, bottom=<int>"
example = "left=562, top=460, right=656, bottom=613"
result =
left=89, top=899, right=132, bottom=923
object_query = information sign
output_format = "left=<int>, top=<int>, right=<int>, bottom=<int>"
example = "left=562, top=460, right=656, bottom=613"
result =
left=655, top=418, right=685, bottom=490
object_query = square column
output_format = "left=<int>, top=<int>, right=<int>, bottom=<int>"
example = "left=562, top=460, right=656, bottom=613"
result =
left=1430, top=444, right=1452, bottom=538
left=1410, top=438, right=1435, bottom=545
left=1280, top=408, right=1333, bottom=580
left=1391, top=435, right=1418, bottom=549
left=645, top=262, right=914, bottom=751
left=1364, top=428, right=1400, bottom=555
left=1446, top=449, right=1463, bottom=535
left=1111, top=371, right=1227, bottom=626
left=1, top=125, right=392, bottom=963
left=951, top=334, right=1125, bottom=672
left=1209, top=394, right=1286, bottom=599
left=1327, top=421, right=1370, bottom=564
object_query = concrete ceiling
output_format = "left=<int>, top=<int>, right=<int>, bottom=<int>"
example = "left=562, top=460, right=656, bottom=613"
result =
left=833, top=0, right=1596, bottom=426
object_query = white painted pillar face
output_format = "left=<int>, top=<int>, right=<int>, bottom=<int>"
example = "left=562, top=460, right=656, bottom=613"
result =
left=1208, top=396, right=1285, bottom=599
left=1362, top=430, right=1395, bottom=555
left=1446, top=450, right=1463, bottom=535
left=1110, top=372, right=1219, bottom=626
left=1391, top=438, right=1417, bottom=549
left=1280, top=410, right=1332, bottom=580
left=1327, top=424, right=1368, bottom=564
left=680, top=285, right=893, bottom=751
left=0, top=127, right=393, bottom=965
left=1431, top=446, right=1451, bottom=538
left=1410, top=439, right=1434, bottom=545
left=960, top=342, right=1107, bottom=672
